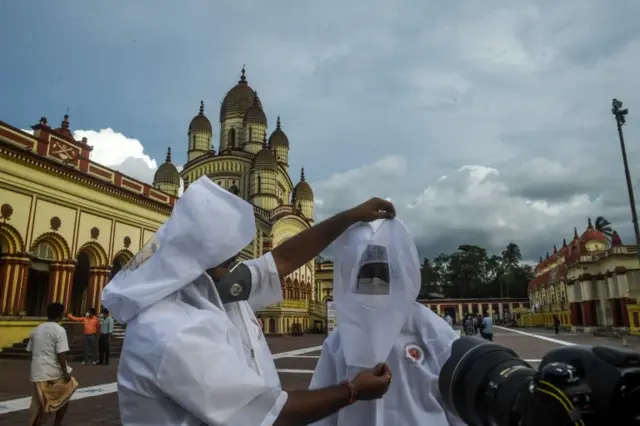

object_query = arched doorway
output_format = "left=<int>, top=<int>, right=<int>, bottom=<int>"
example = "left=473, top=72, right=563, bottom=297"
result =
left=111, top=251, right=132, bottom=279
left=268, top=318, right=276, bottom=333
left=25, top=242, right=55, bottom=316
left=70, top=251, right=90, bottom=315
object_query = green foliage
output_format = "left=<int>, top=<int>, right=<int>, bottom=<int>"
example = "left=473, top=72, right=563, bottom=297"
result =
left=418, top=242, right=534, bottom=299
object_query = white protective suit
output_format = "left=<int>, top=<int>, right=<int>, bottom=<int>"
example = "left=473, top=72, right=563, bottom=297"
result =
left=101, top=176, right=287, bottom=426
left=309, top=219, right=466, bottom=426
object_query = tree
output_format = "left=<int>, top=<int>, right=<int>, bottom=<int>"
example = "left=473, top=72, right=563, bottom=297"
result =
left=594, top=216, right=614, bottom=242
left=418, top=242, right=533, bottom=300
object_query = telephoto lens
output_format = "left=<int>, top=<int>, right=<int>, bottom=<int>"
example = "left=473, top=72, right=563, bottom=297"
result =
left=439, top=336, right=536, bottom=426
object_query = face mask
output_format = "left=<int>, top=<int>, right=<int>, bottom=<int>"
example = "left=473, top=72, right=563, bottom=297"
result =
left=208, top=263, right=253, bottom=304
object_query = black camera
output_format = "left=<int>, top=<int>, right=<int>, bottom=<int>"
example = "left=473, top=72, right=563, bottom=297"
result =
left=439, top=336, right=640, bottom=425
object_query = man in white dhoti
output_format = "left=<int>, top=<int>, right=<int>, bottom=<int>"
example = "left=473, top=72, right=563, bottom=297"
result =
left=101, top=176, right=395, bottom=426
left=309, top=219, right=466, bottom=425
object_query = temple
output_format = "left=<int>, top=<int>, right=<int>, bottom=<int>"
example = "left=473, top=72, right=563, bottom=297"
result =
left=526, top=218, right=640, bottom=332
left=0, top=67, right=324, bottom=352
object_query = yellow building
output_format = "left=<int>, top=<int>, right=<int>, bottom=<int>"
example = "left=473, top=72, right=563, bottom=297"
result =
left=0, top=114, right=175, bottom=348
left=528, top=218, right=640, bottom=332
left=179, top=67, right=321, bottom=334
left=0, top=67, right=323, bottom=346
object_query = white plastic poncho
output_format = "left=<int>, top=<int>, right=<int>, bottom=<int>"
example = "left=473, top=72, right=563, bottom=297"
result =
left=101, top=176, right=287, bottom=426
left=309, top=219, right=466, bottom=426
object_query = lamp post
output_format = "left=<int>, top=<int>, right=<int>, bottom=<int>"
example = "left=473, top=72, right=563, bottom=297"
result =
left=611, top=99, right=640, bottom=252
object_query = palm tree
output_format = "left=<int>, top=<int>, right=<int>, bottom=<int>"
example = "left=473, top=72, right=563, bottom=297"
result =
left=594, top=216, right=614, bottom=242
left=501, top=243, right=522, bottom=267
left=500, top=243, right=522, bottom=299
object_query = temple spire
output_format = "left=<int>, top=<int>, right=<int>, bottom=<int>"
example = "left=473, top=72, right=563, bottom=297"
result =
left=587, top=217, right=593, bottom=229
left=263, top=130, right=268, bottom=148
left=239, top=65, right=247, bottom=83
left=276, top=115, right=281, bottom=129
left=199, top=100, right=205, bottom=115
left=165, top=147, right=172, bottom=163
left=300, top=167, right=306, bottom=182
left=61, top=114, right=70, bottom=129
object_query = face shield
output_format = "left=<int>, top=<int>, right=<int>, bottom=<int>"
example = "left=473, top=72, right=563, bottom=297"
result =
left=355, top=246, right=391, bottom=296
left=333, top=219, right=421, bottom=368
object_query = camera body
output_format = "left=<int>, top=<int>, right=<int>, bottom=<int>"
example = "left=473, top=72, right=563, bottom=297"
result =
left=439, top=336, right=640, bottom=426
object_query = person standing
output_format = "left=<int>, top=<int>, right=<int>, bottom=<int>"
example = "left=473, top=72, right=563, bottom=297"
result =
left=67, top=308, right=100, bottom=364
left=98, top=308, right=114, bottom=365
left=444, top=312, right=453, bottom=328
left=553, top=315, right=560, bottom=335
left=482, top=312, right=493, bottom=341
left=309, top=219, right=466, bottom=426
left=101, top=176, right=395, bottom=425
left=27, top=302, right=78, bottom=426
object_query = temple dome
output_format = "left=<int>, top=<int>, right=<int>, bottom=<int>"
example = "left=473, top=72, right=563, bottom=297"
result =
left=243, top=91, right=267, bottom=125
left=154, top=147, right=180, bottom=186
left=268, top=116, right=289, bottom=148
left=252, top=133, right=277, bottom=170
left=220, top=66, right=263, bottom=123
left=189, top=101, right=212, bottom=133
left=292, top=167, right=314, bottom=201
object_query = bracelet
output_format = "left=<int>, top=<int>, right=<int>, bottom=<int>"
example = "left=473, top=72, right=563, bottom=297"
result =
left=340, top=380, right=358, bottom=405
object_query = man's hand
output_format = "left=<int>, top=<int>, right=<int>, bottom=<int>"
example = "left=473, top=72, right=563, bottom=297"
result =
left=352, top=363, right=393, bottom=400
left=63, top=372, right=71, bottom=382
left=347, top=198, right=396, bottom=223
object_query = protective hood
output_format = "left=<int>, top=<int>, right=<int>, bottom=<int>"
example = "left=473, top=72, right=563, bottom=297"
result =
left=333, top=218, right=420, bottom=368
left=101, top=177, right=256, bottom=323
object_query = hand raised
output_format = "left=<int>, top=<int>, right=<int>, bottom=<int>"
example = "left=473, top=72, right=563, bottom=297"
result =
left=351, top=363, right=392, bottom=401
left=348, top=198, right=396, bottom=223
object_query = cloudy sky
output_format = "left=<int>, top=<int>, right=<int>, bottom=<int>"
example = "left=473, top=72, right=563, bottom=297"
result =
left=2, top=0, right=640, bottom=262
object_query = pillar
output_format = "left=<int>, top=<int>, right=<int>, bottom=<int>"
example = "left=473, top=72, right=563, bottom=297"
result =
left=569, top=302, right=582, bottom=326
left=87, top=268, right=110, bottom=310
left=609, top=298, right=622, bottom=327
left=581, top=300, right=597, bottom=327
left=47, top=263, right=69, bottom=305
left=0, top=255, right=30, bottom=315
left=620, top=298, right=631, bottom=327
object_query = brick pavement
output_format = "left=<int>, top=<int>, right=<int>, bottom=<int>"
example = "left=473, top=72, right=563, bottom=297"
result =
left=2, top=329, right=637, bottom=425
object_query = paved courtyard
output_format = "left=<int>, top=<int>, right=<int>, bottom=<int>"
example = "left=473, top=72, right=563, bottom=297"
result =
left=0, top=327, right=636, bottom=425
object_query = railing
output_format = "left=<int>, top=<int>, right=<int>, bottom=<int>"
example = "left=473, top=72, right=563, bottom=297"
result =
left=253, top=205, right=270, bottom=220
left=279, top=300, right=308, bottom=310
left=309, top=301, right=326, bottom=318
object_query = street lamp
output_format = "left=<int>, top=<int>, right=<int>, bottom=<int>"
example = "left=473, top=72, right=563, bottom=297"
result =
left=611, top=99, right=640, bottom=252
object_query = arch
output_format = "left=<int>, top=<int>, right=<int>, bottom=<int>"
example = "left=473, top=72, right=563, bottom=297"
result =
left=293, top=279, right=300, bottom=300
left=228, top=128, right=236, bottom=148
left=285, top=277, right=293, bottom=299
left=29, top=232, right=71, bottom=261
left=111, top=249, right=134, bottom=278
left=0, top=222, right=25, bottom=254
left=75, top=241, right=109, bottom=267
left=306, top=282, right=312, bottom=300
left=112, top=249, right=134, bottom=265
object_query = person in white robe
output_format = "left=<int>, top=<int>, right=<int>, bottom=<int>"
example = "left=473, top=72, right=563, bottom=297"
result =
left=101, top=176, right=396, bottom=426
left=309, top=219, right=467, bottom=426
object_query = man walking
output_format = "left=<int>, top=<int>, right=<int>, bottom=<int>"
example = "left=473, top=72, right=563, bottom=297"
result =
left=27, top=302, right=78, bottom=426
left=482, top=312, right=494, bottom=341
left=98, top=308, right=114, bottom=365
left=67, top=307, right=100, bottom=364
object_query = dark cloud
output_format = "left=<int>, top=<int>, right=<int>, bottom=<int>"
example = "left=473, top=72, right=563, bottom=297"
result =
left=4, top=1, right=640, bottom=263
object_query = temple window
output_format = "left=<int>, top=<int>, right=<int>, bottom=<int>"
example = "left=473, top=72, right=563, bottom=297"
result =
left=31, top=242, right=54, bottom=261
left=228, top=128, right=236, bottom=148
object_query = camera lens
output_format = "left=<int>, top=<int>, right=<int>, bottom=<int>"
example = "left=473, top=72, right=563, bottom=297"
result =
left=439, top=336, right=535, bottom=426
